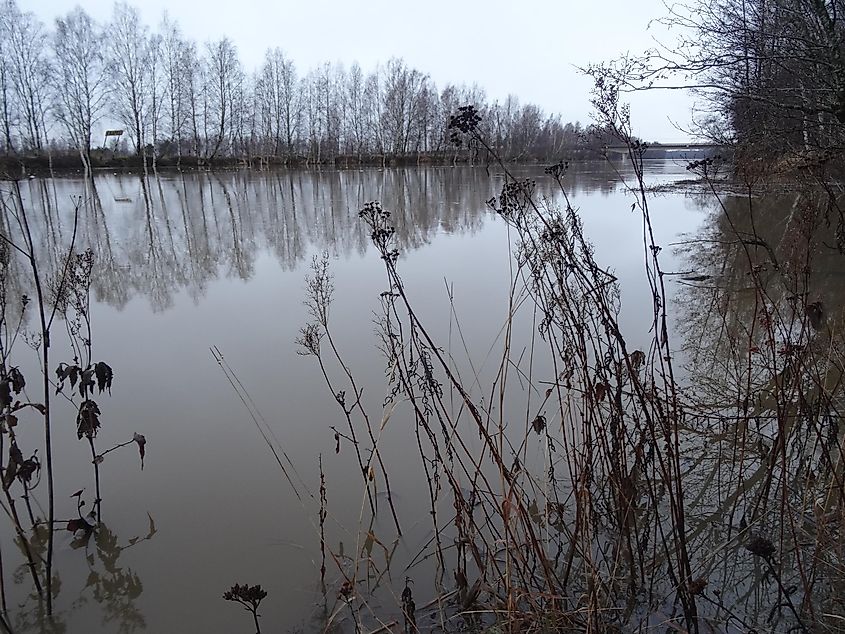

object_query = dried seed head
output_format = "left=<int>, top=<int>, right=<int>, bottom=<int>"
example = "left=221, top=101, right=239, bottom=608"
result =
left=745, top=535, right=776, bottom=559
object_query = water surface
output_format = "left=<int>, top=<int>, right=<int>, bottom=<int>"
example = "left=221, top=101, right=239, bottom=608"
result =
left=3, top=161, right=709, bottom=632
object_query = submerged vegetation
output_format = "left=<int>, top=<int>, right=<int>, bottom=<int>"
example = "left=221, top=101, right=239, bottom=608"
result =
left=244, top=21, right=845, bottom=622
left=2, top=119, right=844, bottom=631
left=264, top=99, right=845, bottom=632
left=0, top=182, right=148, bottom=631
left=1, top=0, right=845, bottom=631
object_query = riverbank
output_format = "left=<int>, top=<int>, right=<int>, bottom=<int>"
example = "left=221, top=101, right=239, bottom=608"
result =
left=0, top=147, right=681, bottom=178
left=0, top=152, right=548, bottom=177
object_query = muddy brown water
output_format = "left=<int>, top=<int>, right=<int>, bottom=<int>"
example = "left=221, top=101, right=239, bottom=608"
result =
left=2, top=161, right=710, bottom=632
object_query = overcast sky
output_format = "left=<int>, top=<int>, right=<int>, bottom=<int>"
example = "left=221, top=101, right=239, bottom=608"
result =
left=30, top=0, right=698, bottom=141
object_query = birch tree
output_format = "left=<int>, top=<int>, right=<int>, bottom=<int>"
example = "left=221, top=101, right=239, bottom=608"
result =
left=161, top=13, right=189, bottom=162
left=108, top=2, right=151, bottom=157
left=1, top=0, right=50, bottom=152
left=205, top=37, right=240, bottom=161
left=52, top=7, right=110, bottom=169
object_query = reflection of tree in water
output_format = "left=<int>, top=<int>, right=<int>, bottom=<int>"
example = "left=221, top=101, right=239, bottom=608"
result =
left=212, top=173, right=255, bottom=282
left=71, top=518, right=155, bottom=633
left=9, top=519, right=156, bottom=634
left=674, top=187, right=845, bottom=629
left=10, top=166, right=623, bottom=312
left=678, top=189, right=845, bottom=391
left=8, top=525, right=65, bottom=634
left=84, top=177, right=131, bottom=310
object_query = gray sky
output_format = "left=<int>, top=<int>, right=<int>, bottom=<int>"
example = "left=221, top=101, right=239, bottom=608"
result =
left=29, top=0, right=698, bottom=141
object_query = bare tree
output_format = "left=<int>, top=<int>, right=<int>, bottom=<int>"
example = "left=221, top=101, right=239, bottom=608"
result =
left=1, top=0, right=50, bottom=152
left=588, top=0, right=845, bottom=161
left=381, top=58, right=427, bottom=154
left=256, top=48, right=298, bottom=157
left=52, top=7, right=110, bottom=170
left=0, top=0, right=589, bottom=165
left=147, top=32, right=164, bottom=167
left=303, top=62, right=339, bottom=161
left=302, top=69, right=323, bottom=163
left=329, top=63, right=346, bottom=157
left=344, top=62, right=367, bottom=157
left=182, top=41, right=205, bottom=160
left=253, top=58, right=273, bottom=159
left=160, top=13, right=192, bottom=165
left=205, top=37, right=240, bottom=161
left=228, top=64, right=249, bottom=161
left=0, top=33, right=16, bottom=153
left=364, top=67, right=387, bottom=158
left=436, top=83, right=461, bottom=155
left=108, top=2, right=151, bottom=159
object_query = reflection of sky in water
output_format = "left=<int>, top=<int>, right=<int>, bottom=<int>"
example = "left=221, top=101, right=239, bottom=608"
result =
left=4, top=162, right=710, bottom=633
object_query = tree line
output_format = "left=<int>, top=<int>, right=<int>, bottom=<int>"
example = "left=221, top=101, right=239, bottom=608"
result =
left=0, top=0, right=618, bottom=169
left=591, top=0, right=845, bottom=170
